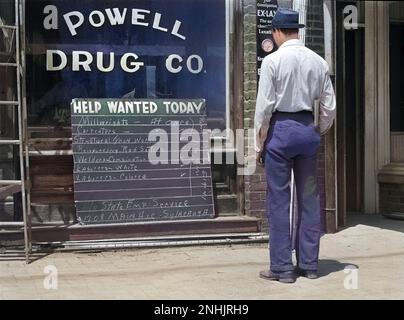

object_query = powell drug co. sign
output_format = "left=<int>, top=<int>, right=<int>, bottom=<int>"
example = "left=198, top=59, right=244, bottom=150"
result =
left=26, top=0, right=228, bottom=130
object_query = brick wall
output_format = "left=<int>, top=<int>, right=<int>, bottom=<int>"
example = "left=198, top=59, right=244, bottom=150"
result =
left=305, top=0, right=327, bottom=232
left=242, top=0, right=327, bottom=232
left=306, top=0, right=325, bottom=56
left=243, top=0, right=267, bottom=231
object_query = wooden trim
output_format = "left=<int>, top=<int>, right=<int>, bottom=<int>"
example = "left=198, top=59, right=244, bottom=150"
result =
left=378, top=163, right=404, bottom=184
left=234, top=0, right=245, bottom=216
left=354, top=27, right=364, bottom=212
left=364, top=1, right=390, bottom=213
left=1, top=216, right=261, bottom=243
left=364, top=2, right=378, bottom=214
left=391, top=133, right=404, bottom=163
left=325, top=126, right=337, bottom=232
left=376, top=2, right=390, bottom=171
left=336, top=2, right=347, bottom=229
left=323, top=1, right=338, bottom=232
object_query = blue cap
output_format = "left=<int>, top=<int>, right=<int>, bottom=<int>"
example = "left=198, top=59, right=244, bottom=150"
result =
left=272, top=8, right=305, bottom=29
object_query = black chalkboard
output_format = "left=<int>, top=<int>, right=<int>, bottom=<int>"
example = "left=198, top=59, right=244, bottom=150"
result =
left=71, top=99, right=215, bottom=224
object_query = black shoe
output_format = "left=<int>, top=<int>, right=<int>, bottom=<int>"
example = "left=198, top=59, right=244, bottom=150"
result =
left=296, top=267, right=318, bottom=279
left=259, top=270, right=296, bottom=284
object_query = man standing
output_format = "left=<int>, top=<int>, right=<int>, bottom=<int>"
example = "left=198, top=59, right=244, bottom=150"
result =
left=254, top=8, right=336, bottom=284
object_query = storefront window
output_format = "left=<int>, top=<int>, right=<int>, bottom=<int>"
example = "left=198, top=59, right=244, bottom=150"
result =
left=389, top=2, right=404, bottom=163
left=26, top=0, right=230, bottom=134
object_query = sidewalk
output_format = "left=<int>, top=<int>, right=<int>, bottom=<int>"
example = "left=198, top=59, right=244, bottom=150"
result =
left=1, top=214, right=404, bottom=299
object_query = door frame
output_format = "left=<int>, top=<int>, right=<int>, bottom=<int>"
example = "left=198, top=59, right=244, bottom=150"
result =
left=335, top=1, right=391, bottom=222
left=363, top=1, right=390, bottom=214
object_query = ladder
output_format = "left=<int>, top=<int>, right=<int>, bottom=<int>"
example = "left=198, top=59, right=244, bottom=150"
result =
left=0, top=0, right=31, bottom=263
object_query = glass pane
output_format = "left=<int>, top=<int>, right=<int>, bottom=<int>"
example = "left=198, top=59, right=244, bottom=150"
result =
left=0, top=0, right=16, bottom=64
left=0, top=30, right=16, bottom=64
left=26, top=0, right=228, bottom=134
left=0, top=0, right=16, bottom=26
left=0, top=145, right=15, bottom=180
left=0, top=66, right=17, bottom=101
left=0, top=104, right=16, bottom=139
left=389, top=2, right=404, bottom=162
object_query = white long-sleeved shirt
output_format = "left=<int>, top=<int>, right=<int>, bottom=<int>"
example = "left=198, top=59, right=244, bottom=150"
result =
left=254, top=39, right=336, bottom=152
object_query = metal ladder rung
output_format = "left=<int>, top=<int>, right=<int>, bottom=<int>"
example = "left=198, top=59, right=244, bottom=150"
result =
left=0, top=62, right=18, bottom=67
left=0, top=222, right=24, bottom=227
left=0, top=139, right=20, bottom=145
left=0, top=101, right=19, bottom=106
left=0, top=24, right=17, bottom=30
left=0, top=180, right=22, bottom=186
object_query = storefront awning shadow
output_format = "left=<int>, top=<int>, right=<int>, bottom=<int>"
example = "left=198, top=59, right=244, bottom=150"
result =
left=346, top=213, right=404, bottom=234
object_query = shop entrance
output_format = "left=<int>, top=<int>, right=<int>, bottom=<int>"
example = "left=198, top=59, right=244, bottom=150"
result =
left=390, top=20, right=404, bottom=162
left=336, top=1, right=365, bottom=227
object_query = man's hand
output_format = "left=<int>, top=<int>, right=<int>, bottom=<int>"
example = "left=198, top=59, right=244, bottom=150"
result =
left=256, top=150, right=264, bottom=167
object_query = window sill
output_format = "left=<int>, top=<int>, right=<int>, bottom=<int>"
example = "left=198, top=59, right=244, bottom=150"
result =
left=378, top=163, right=404, bottom=184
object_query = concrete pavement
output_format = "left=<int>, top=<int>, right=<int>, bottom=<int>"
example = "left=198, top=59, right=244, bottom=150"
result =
left=1, top=214, right=404, bottom=299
